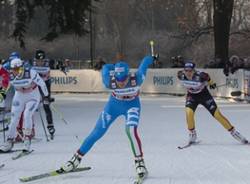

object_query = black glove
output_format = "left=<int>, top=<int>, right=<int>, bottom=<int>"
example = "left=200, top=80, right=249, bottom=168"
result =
left=209, top=83, right=217, bottom=90
left=177, top=70, right=184, bottom=80
left=152, top=54, right=160, bottom=68
left=43, top=96, right=50, bottom=105
left=49, top=97, right=55, bottom=103
left=153, top=53, right=159, bottom=61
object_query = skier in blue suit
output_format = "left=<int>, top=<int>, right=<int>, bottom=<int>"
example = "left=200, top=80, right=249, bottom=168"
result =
left=61, top=55, right=155, bottom=179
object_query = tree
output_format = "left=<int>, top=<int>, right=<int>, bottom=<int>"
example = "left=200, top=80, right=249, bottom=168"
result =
left=0, top=0, right=99, bottom=48
left=168, top=0, right=235, bottom=74
left=103, top=1, right=130, bottom=55
left=213, top=0, right=234, bottom=76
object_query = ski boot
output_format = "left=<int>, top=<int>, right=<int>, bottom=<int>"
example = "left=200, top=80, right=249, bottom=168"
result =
left=0, top=138, right=14, bottom=152
left=15, top=127, right=24, bottom=142
left=61, top=151, right=83, bottom=172
left=188, top=129, right=197, bottom=143
left=230, top=128, right=248, bottom=144
left=135, top=157, right=148, bottom=178
left=47, top=125, right=55, bottom=140
left=23, top=135, right=31, bottom=152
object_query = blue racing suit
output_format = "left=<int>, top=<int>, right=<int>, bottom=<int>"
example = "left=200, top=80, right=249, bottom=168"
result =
left=78, top=56, right=153, bottom=157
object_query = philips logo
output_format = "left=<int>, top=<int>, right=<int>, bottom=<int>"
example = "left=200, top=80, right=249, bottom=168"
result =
left=51, top=77, right=78, bottom=85
left=153, top=76, right=174, bottom=86
left=226, top=78, right=238, bottom=88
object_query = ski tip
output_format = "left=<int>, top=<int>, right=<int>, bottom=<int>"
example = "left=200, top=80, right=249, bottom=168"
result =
left=177, top=140, right=201, bottom=150
left=12, top=150, right=34, bottom=160
left=75, top=166, right=91, bottom=171
left=19, top=177, right=29, bottom=182
left=56, top=166, right=92, bottom=173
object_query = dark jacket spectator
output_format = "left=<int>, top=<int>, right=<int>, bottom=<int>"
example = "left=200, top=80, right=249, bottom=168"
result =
left=94, top=57, right=106, bottom=70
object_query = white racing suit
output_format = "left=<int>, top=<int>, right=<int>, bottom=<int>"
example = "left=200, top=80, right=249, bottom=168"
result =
left=7, top=66, right=48, bottom=144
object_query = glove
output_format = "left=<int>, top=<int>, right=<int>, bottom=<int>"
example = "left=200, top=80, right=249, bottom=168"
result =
left=209, top=83, right=217, bottom=90
left=60, top=66, right=67, bottom=75
left=49, top=97, right=55, bottom=103
left=43, top=96, right=50, bottom=105
left=177, top=70, right=185, bottom=80
left=153, top=53, right=159, bottom=61
left=152, top=54, right=160, bottom=67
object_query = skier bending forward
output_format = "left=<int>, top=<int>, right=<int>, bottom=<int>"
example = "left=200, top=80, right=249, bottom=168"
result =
left=61, top=55, right=155, bottom=179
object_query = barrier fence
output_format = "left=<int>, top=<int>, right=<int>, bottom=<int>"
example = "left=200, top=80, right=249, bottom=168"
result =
left=50, top=69, right=250, bottom=101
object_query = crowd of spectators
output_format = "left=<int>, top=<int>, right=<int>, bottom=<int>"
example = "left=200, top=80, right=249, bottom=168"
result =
left=2, top=54, right=250, bottom=74
left=204, top=55, right=250, bottom=75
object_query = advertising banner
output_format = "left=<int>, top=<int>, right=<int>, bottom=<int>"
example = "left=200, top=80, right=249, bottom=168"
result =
left=50, top=69, right=245, bottom=99
left=51, top=70, right=105, bottom=92
left=243, top=70, right=250, bottom=101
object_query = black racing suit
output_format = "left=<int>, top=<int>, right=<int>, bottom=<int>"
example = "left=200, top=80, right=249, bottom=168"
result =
left=32, top=59, right=55, bottom=137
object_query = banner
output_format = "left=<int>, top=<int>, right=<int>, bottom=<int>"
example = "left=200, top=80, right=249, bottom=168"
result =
left=141, top=69, right=186, bottom=94
left=51, top=70, right=105, bottom=92
left=243, top=70, right=250, bottom=101
left=50, top=69, right=245, bottom=99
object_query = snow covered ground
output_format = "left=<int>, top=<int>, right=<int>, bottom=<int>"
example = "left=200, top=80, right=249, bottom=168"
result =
left=1, top=93, right=250, bottom=184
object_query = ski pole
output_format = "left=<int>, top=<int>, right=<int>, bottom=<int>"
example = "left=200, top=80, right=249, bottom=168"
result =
left=149, top=40, right=155, bottom=57
left=2, top=114, right=5, bottom=142
left=50, top=104, right=69, bottom=125
left=0, top=107, right=6, bottom=142
left=38, top=108, right=49, bottom=142
left=216, top=83, right=228, bottom=88
left=216, top=79, right=238, bottom=89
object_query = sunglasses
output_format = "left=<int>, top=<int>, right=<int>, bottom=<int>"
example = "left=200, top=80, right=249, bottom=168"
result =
left=12, top=67, right=23, bottom=75
left=184, top=69, right=193, bottom=72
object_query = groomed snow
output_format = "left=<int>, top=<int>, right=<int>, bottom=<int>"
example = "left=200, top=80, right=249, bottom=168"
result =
left=1, top=94, right=250, bottom=184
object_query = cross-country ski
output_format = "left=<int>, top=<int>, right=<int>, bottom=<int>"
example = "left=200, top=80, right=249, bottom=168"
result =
left=177, top=141, right=201, bottom=149
left=12, top=150, right=34, bottom=160
left=19, top=167, right=91, bottom=182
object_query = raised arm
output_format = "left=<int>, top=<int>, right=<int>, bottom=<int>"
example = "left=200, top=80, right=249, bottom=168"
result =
left=136, top=56, right=154, bottom=85
left=101, top=64, right=115, bottom=88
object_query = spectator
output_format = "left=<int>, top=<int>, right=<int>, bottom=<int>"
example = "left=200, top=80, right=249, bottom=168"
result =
left=243, top=57, right=250, bottom=69
left=204, top=58, right=224, bottom=68
left=94, top=57, right=106, bottom=70
left=49, top=59, right=56, bottom=69
left=229, top=55, right=243, bottom=74
left=171, top=55, right=184, bottom=68
left=55, top=59, right=63, bottom=70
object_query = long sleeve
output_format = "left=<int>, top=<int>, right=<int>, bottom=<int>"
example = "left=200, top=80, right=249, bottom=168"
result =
left=136, top=56, right=154, bottom=85
left=30, top=69, right=48, bottom=96
left=101, top=64, right=114, bottom=88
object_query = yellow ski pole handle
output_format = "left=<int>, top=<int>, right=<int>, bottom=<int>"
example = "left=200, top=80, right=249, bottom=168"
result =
left=149, top=40, right=155, bottom=57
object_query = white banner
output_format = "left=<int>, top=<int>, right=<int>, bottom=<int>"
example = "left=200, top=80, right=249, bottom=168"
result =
left=50, top=69, right=245, bottom=99
left=243, top=70, right=250, bottom=101
left=203, top=69, right=243, bottom=98
left=141, top=69, right=186, bottom=94
left=141, top=69, right=244, bottom=97
left=50, top=70, right=105, bottom=92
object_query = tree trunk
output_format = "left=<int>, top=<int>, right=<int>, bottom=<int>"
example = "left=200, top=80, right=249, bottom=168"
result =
left=213, top=0, right=234, bottom=76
